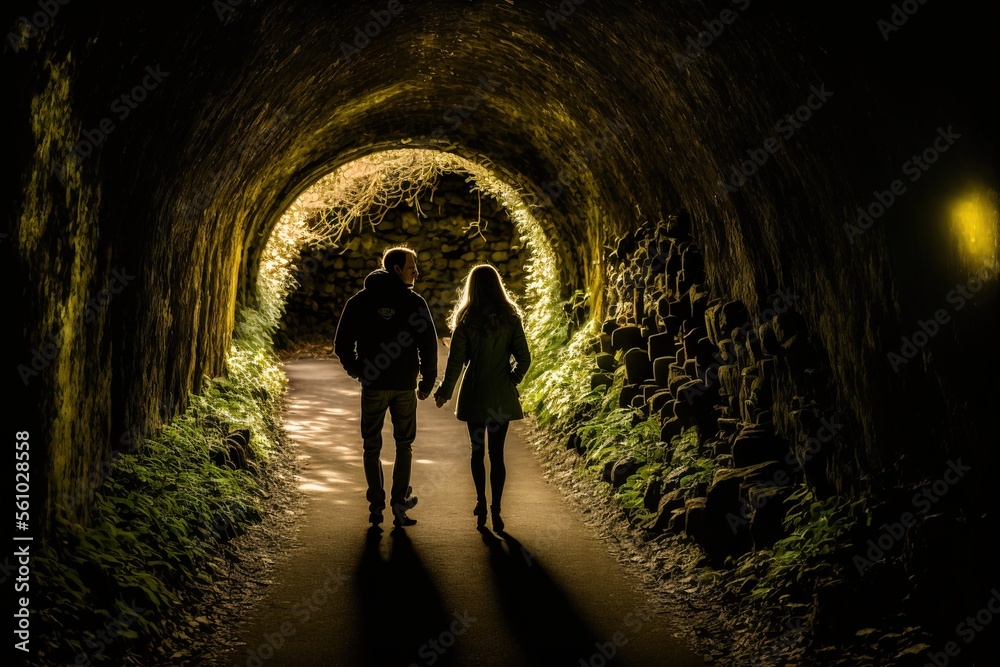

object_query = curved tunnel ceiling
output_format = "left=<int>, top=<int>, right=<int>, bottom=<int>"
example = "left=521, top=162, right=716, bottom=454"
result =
left=10, top=0, right=998, bottom=524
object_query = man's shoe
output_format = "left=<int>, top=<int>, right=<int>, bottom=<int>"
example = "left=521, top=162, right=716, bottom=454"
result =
left=369, top=510, right=383, bottom=525
left=401, top=486, right=418, bottom=510
left=392, top=504, right=416, bottom=527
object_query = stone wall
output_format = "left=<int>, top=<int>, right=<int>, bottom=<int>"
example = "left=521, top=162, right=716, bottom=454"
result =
left=587, top=210, right=998, bottom=660
left=278, top=174, right=527, bottom=342
left=591, top=211, right=841, bottom=565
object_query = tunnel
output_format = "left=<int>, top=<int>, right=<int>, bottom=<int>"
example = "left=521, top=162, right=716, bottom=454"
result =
left=9, top=0, right=999, bottom=665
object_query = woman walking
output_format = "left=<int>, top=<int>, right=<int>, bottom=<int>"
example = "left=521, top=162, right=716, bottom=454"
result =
left=434, top=264, right=531, bottom=531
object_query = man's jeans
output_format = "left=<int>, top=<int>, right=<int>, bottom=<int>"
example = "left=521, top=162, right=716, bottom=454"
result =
left=360, top=387, right=417, bottom=513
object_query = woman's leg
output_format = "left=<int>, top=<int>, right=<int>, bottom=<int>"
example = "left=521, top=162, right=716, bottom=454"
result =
left=467, top=422, right=487, bottom=508
left=486, top=421, right=510, bottom=510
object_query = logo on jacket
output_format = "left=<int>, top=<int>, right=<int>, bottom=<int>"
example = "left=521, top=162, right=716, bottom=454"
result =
left=377, top=307, right=396, bottom=320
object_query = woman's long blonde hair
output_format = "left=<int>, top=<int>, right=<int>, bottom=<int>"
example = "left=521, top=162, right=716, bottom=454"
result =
left=449, top=264, right=522, bottom=332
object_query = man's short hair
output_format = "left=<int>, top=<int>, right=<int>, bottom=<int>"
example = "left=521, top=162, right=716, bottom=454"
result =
left=383, top=247, right=417, bottom=274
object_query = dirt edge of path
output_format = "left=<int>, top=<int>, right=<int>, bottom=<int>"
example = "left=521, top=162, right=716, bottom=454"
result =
left=190, top=414, right=308, bottom=666
left=520, top=420, right=800, bottom=667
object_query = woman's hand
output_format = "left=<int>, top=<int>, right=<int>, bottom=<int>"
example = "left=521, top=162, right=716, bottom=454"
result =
left=434, top=395, right=447, bottom=408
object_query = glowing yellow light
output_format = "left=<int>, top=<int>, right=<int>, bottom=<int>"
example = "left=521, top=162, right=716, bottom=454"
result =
left=949, top=186, right=999, bottom=273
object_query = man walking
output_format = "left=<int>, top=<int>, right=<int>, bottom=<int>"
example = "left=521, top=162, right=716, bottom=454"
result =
left=334, top=247, right=438, bottom=527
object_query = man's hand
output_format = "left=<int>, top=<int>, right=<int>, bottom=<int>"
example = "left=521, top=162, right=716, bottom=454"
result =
left=417, top=390, right=430, bottom=400
left=434, top=396, right=447, bottom=408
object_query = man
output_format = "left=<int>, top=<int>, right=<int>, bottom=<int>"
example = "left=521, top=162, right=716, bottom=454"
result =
left=334, top=247, right=438, bottom=527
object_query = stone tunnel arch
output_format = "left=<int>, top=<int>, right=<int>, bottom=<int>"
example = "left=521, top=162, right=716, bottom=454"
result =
left=10, top=0, right=997, bottom=538
left=10, top=3, right=1000, bottom=663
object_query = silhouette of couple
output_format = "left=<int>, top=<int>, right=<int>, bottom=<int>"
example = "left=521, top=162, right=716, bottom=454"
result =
left=334, top=247, right=531, bottom=530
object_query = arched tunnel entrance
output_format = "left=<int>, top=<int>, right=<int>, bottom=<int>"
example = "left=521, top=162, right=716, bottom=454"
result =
left=262, top=147, right=562, bottom=352
left=9, top=1, right=1000, bottom=665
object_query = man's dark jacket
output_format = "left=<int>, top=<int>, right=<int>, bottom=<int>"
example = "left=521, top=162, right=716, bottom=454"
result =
left=334, top=270, right=438, bottom=394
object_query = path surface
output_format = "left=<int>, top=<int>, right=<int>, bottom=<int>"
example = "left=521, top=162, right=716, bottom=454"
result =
left=224, top=347, right=707, bottom=667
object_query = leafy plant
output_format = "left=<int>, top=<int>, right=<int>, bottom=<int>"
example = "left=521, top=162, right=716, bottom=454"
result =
left=668, top=427, right=717, bottom=489
left=32, top=202, right=304, bottom=665
left=521, top=313, right=696, bottom=528
left=749, top=487, right=866, bottom=609
left=617, top=461, right=666, bottom=524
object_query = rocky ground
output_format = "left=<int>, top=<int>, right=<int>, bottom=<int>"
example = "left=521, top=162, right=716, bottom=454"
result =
left=520, top=423, right=811, bottom=667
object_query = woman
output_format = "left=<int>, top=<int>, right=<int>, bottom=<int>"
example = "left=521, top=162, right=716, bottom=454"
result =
left=434, top=264, right=531, bottom=531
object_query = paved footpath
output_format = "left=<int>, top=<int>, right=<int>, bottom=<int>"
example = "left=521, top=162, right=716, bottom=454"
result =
left=224, top=346, right=708, bottom=667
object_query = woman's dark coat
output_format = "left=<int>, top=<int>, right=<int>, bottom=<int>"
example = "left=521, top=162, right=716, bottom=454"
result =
left=436, top=314, right=531, bottom=422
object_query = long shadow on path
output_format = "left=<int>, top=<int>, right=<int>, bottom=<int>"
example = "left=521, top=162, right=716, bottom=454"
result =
left=224, top=358, right=707, bottom=666
left=355, top=526, right=458, bottom=667
left=481, top=529, right=613, bottom=666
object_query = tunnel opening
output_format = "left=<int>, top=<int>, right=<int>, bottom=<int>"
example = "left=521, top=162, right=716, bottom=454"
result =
left=259, top=147, right=569, bottom=374
left=276, top=171, right=531, bottom=345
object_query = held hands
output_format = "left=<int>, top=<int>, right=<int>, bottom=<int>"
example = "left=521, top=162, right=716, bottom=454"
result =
left=427, top=381, right=446, bottom=407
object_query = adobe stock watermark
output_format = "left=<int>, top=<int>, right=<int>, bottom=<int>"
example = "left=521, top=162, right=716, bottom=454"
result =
left=922, top=588, right=1000, bottom=667
left=577, top=601, right=657, bottom=666
left=58, top=448, right=134, bottom=516
left=351, top=309, right=435, bottom=388
left=619, top=227, right=705, bottom=293
left=515, top=496, right=579, bottom=566
left=672, top=0, right=751, bottom=70
left=853, top=459, right=971, bottom=575
left=244, top=568, right=349, bottom=666
left=759, top=618, right=809, bottom=664
left=414, top=399, right=514, bottom=509
left=212, top=0, right=242, bottom=21
left=295, top=246, right=337, bottom=277
left=886, top=263, right=997, bottom=373
left=17, top=268, right=136, bottom=385
left=428, top=76, right=500, bottom=144
left=877, top=0, right=930, bottom=41
left=538, top=116, right=628, bottom=207
left=338, top=0, right=406, bottom=60
left=6, top=0, right=72, bottom=52
left=54, top=66, right=170, bottom=181
left=408, top=610, right=477, bottom=666
left=716, top=84, right=834, bottom=195
left=545, top=0, right=587, bottom=31
left=684, top=288, right=801, bottom=404
left=56, top=392, right=186, bottom=515
left=469, top=407, right=514, bottom=442
left=843, top=125, right=961, bottom=242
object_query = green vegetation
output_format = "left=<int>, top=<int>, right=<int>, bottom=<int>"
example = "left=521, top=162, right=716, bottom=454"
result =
left=667, top=427, right=717, bottom=490
left=521, top=319, right=715, bottom=528
left=749, top=487, right=867, bottom=609
left=616, top=456, right=667, bottom=526
left=33, top=204, right=309, bottom=665
left=520, top=285, right=599, bottom=426
left=34, top=302, right=288, bottom=665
